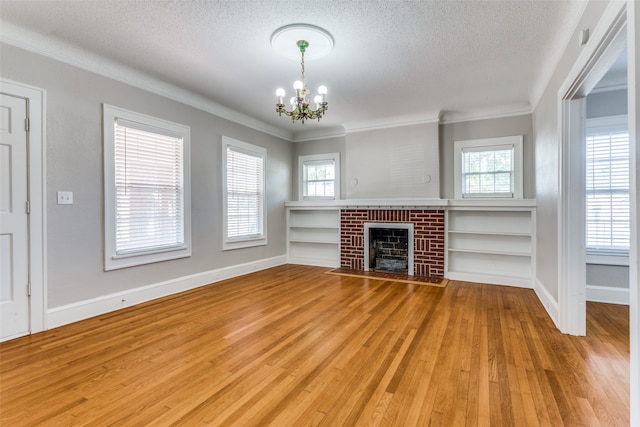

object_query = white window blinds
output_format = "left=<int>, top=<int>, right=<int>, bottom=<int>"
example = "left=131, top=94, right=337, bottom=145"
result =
left=114, top=119, right=185, bottom=255
left=586, top=120, right=629, bottom=253
left=225, top=142, right=265, bottom=243
left=303, top=159, right=335, bottom=199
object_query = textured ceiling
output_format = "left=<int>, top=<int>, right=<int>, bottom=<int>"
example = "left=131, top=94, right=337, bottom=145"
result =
left=0, top=0, right=588, bottom=140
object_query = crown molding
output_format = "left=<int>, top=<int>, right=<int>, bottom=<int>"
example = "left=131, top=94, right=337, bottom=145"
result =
left=0, top=20, right=294, bottom=141
left=589, top=83, right=628, bottom=94
left=439, top=105, right=532, bottom=124
left=343, top=113, right=441, bottom=134
left=292, top=127, right=346, bottom=143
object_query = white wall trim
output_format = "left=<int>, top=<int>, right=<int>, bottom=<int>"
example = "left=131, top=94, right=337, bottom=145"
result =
left=0, top=78, right=47, bottom=335
left=343, top=114, right=441, bottom=134
left=0, top=19, right=293, bottom=142
left=286, top=257, right=338, bottom=268
left=439, top=106, right=533, bottom=125
left=586, top=285, right=630, bottom=305
left=556, top=1, right=627, bottom=336
left=534, top=278, right=559, bottom=328
left=47, top=255, right=287, bottom=329
left=627, top=1, right=639, bottom=424
left=558, top=97, right=588, bottom=336
left=447, top=272, right=533, bottom=289
left=292, top=128, right=346, bottom=143
left=589, top=83, right=628, bottom=94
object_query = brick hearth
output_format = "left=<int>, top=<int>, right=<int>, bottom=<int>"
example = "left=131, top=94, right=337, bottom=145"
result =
left=340, top=209, right=445, bottom=277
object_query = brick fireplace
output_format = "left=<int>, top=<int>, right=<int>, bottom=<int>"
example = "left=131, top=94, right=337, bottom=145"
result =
left=340, top=209, right=445, bottom=277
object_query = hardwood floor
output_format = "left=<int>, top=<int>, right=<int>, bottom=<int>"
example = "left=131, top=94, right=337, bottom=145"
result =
left=0, top=265, right=629, bottom=426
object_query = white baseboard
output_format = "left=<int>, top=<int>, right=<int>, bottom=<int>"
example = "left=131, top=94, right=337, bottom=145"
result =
left=586, top=285, right=630, bottom=305
left=446, top=271, right=533, bottom=289
left=47, top=255, right=287, bottom=329
left=287, top=257, right=338, bottom=268
left=533, top=278, right=559, bottom=328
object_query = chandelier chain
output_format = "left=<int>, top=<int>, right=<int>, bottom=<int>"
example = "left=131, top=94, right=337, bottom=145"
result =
left=300, top=50, right=305, bottom=87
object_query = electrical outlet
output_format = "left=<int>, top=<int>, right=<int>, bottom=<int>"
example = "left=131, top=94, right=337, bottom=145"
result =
left=57, top=191, right=73, bottom=205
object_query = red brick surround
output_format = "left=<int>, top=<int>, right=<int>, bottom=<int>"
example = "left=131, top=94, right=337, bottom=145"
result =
left=340, top=209, right=445, bottom=277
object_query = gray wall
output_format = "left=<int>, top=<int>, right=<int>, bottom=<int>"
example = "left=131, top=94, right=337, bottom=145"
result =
left=587, top=264, right=629, bottom=288
left=346, top=123, right=440, bottom=199
left=439, top=114, right=534, bottom=199
left=532, top=0, right=611, bottom=301
left=293, top=123, right=441, bottom=200
left=1, top=43, right=292, bottom=308
left=345, top=123, right=440, bottom=199
left=587, top=89, right=628, bottom=118
left=293, top=116, right=535, bottom=201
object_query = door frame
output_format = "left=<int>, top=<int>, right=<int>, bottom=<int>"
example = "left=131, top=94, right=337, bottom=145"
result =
left=557, top=1, right=627, bottom=335
left=0, top=79, right=46, bottom=336
left=628, top=1, right=639, bottom=424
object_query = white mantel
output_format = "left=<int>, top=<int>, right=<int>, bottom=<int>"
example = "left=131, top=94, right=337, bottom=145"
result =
left=285, top=199, right=537, bottom=209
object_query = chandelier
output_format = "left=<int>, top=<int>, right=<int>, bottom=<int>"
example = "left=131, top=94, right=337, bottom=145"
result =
left=275, top=40, right=328, bottom=124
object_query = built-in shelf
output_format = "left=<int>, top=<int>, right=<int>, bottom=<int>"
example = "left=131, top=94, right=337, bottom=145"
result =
left=447, top=230, right=531, bottom=237
left=285, top=201, right=536, bottom=288
left=446, top=207, right=535, bottom=288
left=287, top=207, right=340, bottom=267
left=447, top=248, right=531, bottom=257
left=290, top=239, right=339, bottom=245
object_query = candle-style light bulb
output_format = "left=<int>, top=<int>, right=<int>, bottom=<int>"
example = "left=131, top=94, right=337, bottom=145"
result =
left=317, top=85, right=327, bottom=103
left=276, top=88, right=285, bottom=105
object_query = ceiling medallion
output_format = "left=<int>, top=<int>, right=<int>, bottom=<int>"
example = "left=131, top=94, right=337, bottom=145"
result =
left=271, top=24, right=333, bottom=124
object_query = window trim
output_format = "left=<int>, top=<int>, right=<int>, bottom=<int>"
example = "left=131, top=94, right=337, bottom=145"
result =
left=586, top=253, right=629, bottom=266
left=222, top=136, right=267, bottom=251
left=298, top=152, right=340, bottom=201
left=103, top=104, right=191, bottom=270
left=585, top=114, right=629, bottom=258
left=453, top=135, right=523, bottom=200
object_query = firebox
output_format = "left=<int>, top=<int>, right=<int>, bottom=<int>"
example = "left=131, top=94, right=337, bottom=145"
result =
left=364, top=222, right=414, bottom=275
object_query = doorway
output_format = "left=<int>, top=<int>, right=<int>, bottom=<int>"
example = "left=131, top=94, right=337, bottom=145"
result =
left=584, top=52, right=630, bottom=307
left=558, top=4, right=627, bottom=336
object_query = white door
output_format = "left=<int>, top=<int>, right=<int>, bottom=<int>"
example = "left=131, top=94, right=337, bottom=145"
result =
left=0, top=94, right=30, bottom=340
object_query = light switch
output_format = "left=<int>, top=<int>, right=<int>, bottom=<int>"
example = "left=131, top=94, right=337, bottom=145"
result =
left=57, top=191, right=73, bottom=205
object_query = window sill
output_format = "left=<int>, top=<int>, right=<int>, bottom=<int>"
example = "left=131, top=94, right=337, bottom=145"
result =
left=105, top=246, right=191, bottom=270
left=223, top=237, right=267, bottom=251
left=586, top=253, right=629, bottom=266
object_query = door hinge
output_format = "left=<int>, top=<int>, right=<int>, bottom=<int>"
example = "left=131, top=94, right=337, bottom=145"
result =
left=26, top=200, right=31, bottom=214
left=25, top=118, right=30, bottom=132
left=27, top=282, right=32, bottom=296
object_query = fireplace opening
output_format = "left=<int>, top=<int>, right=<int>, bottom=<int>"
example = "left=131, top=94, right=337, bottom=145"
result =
left=364, top=222, right=414, bottom=275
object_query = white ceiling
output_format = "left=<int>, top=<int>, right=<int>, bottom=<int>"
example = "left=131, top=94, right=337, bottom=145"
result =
left=0, top=0, right=588, bottom=140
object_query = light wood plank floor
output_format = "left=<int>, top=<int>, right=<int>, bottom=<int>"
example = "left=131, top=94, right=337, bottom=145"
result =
left=0, top=265, right=629, bottom=426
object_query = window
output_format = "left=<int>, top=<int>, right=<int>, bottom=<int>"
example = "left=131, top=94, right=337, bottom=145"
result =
left=223, top=137, right=266, bottom=250
left=586, top=115, right=629, bottom=255
left=103, top=105, right=191, bottom=270
left=454, top=135, right=523, bottom=199
left=299, top=153, right=340, bottom=200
